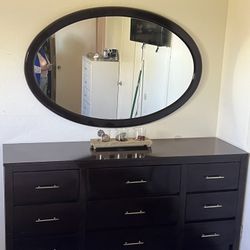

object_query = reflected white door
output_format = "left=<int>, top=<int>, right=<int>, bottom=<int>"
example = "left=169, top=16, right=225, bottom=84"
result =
left=137, top=44, right=171, bottom=116
left=55, top=19, right=97, bottom=113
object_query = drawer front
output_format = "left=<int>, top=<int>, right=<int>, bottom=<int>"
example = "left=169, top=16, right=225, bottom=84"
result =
left=86, top=227, right=178, bottom=250
left=14, top=235, right=82, bottom=250
left=187, top=163, right=239, bottom=192
left=184, top=220, right=235, bottom=247
left=186, top=191, right=238, bottom=221
left=14, top=203, right=82, bottom=237
left=13, top=170, right=80, bottom=205
left=183, top=245, right=230, bottom=250
left=88, top=165, right=180, bottom=199
left=87, top=196, right=179, bottom=229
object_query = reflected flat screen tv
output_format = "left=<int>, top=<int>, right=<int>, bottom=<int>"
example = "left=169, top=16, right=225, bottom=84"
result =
left=130, top=18, right=171, bottom=47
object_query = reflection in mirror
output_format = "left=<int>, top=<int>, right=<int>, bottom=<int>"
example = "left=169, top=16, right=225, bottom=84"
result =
left=34, top=17, right=194, bottom=120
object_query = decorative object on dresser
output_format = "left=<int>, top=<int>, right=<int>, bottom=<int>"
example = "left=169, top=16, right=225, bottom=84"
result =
left=3, top=138, right=248, bottom=250
left=90, top=128, right=152, bottom=149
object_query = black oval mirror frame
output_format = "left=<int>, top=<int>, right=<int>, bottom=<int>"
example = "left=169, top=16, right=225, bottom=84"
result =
left=25, top=7, right=202, bottom=128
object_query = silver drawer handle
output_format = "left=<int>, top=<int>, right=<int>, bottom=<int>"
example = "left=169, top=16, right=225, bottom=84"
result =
left=123, top=241, right=144, bottom=246
left=125, top=210, right=146, bottom=216
left=201, top=233, right=220, bottom=238
left=204, top=204, right=223, bottom=209
left=35, top=217, right=60, bottom=223
left=125, top=180, right=147, bottom=185
left=205, top=176, right=225, bottom=180
left=35, top=185, right=60, bottom=190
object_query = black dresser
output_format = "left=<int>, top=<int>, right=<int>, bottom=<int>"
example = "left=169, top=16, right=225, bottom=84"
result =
left=3, top=138, right=248, bottom=250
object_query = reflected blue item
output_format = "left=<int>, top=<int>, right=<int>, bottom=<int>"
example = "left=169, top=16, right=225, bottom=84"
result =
left=34, top=56, right=40, bottom=83
left=34, top=48, right=46, bottom=84
left=34, top=47, right=50, bottom=95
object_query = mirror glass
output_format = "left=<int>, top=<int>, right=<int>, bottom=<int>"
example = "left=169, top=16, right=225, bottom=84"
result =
left=34, top=16, right=194, bottom=120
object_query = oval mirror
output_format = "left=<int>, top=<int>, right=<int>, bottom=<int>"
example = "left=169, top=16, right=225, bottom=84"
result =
left=25, top=7, right=202, bottom=127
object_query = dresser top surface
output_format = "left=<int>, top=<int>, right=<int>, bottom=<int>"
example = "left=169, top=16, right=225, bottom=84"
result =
left=3, top=137, right=247, bottom=164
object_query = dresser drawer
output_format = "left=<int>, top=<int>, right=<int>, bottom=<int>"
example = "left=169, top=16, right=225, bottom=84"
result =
left=87, top=196, right=179, bottom=229
left=186, top=191, right=238, bottom=221
left=14, top=235, right=82, bottom=250
left=86, top=227, right=178, bottom=250
left=187, top=163, right=239, bottom=192
left=184, top=220, right=235, bottom=247
left=88, top=165, right=180, bottom=199
left=183, top=245, right=230, bottom=250
left=14, top=203, right=82, bottom=237
left=13, top=170, right=80, bottom=205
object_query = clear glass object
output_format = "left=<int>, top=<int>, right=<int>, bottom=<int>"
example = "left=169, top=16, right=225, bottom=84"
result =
left=135, top=127, right=146, bottom=141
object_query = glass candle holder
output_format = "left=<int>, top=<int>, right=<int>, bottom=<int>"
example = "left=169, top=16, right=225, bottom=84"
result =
left=115, top=128, right=127, bottom=141
left=135, top=127, right=146, bottom=141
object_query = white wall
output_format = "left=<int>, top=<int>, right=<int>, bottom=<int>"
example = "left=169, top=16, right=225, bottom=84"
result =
left=217, top=0, right=250, bottom=249
left=105, top=17, right=123, bottom=50
left=0, top=0, right=228, bottom=249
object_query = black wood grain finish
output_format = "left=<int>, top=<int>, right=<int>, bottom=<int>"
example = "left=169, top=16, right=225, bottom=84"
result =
left=183, top=243, right=231, bottom=250
left=87, top=196, right=179, bottom=229
left=13, top=203, right=82, bottom=237
left=13, top=234, right=82, bottom=250
left=13, top=170, right=80, bottom=205
left=184, top=220, right=235, bottom=247
left=3, top=138, right=248, bottom=250
left=86, top=227, right=178, bottom=250
left=187, top=162, right=239, bottom=192
left=87, top=165, right=180, bottom=199
left=186, top=191, right=238, bottom=221
left=3, top=138, right=247, bottom=164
